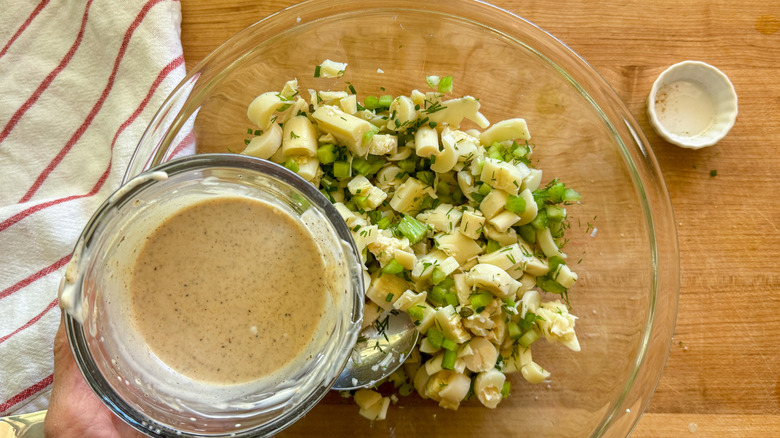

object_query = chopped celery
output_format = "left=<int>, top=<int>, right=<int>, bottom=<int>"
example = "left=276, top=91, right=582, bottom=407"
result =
left=536, top=275, right=567, bottom=295
left=546, top=205, right=565, bottom=222
left=397, top=157, right=417, bottom=173
left=518, top=224, right=536, bottom=244
left=407, top=305, right=425, bottom=320
left=507, top=322, right=522, bottom=339
left=351, top=195, right=369, bottom=210
left=437, top=75, right=453, bottom=94
left=485, top=239, right=501, bottom=254
left=427, top=328, right=444, bottom=350
left=397, top=214, right=427, bottom=244
left=563, top=188, right=582, bottom=203
left=399, top=383, right=414, bottom=396
left=382, top=259, right=404, bottom=274
left=501, top=381, right=511, bottom=398
left=352, top=157, right=374, bottom=176
left=364, top=95, right=380, bottom=110
left=444, top=291, right=459, bottom=307
left=430, top=267, right=446, bottom=285
left=441, top=348, right=457, bottom=370
left=378, top=94, right=394, bottom=108
left=317, top=143, right=338, bottom=164
left=332, top=160, right=351, bottom=178
left=320, top=174, right=339, bottom=191
left=375, top=215, right=392, bottom=229
left=518, top=329, right=540, bottom=348
left=416, top=170, right=435, bottom=187
left=505, top=194, right=526, bottom=214
left=283, top=158, right=299, bottom=173
left=429, top=284, right=447, bottom=306
left=441, top=338, right=458, bottom=352
left=530, top=208, right=548, bottom=230
left=470, top=290, right=493, bottom=312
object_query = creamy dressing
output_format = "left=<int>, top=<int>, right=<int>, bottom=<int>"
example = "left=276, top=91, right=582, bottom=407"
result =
left=128, top=196, right=328, bottom=385
left=654, top=80, right=715, bottom=137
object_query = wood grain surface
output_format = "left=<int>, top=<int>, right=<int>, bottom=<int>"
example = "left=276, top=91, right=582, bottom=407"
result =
left=178, top=1, right=780, bottom=436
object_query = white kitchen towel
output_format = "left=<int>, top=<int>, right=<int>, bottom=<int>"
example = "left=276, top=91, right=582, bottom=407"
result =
left=0, top=0, right=186, bottom=416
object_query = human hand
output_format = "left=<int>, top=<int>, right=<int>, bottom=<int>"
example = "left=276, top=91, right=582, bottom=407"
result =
left=44, top=314, right=146, bottom=438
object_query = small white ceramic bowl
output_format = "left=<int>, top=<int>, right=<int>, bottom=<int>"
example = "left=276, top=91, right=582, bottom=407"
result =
left=647, top=60, right=738, bottom=149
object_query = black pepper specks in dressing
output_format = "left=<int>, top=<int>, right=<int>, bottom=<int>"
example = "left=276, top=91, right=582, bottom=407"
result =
left=129, top=196, right=328, bottom=385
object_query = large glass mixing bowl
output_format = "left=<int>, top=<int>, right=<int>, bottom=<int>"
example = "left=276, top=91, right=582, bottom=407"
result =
left=125, top=0, right=679, bottom=436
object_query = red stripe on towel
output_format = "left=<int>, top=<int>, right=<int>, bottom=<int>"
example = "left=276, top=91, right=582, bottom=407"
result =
left=18, top=0, right=175, bottom=203
left=0, top=0, right=52, bottom=60
left=0, top=55, right=184, bottom=234
left=0, top=0, right=93, bottom=144
left=0, top=298, right=59, bottom=345
left=0, top=255, right=70, bottom=301
left=0, top=374, right=53, bottom=415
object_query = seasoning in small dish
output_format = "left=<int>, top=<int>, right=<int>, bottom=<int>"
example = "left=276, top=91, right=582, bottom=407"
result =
left=647, top=60, right=738, bottom=149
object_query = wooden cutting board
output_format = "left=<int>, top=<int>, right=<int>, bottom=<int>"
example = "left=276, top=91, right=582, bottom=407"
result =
left=178, top=1, right=780, bottom=436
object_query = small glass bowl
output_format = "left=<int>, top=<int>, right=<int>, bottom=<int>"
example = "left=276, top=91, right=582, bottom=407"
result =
left=60, top=154, right=364, bottom=437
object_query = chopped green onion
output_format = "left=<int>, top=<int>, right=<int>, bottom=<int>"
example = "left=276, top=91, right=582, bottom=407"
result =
left=332, top=160, right=351, bottom=179
left=383, top=259, right=404, bottom=274
left=385, top=293, right=394, bottom=302
left=437, top=75, right=453, bottom=93
left=317, top=143, right=338, bottom=164
left=441, top=348, right=457, bottom=370
left=314, top=65, right=322, bottom=77
left=505, top=194, right=526, bottom=214
left=397, top=214, right=427, bottom=244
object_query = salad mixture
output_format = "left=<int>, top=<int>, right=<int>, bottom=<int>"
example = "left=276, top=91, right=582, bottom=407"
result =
left=236, top=60, right=582, bottom=420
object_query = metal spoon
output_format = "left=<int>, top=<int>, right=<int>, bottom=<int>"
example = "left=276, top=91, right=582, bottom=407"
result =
left=332, top=310, right=420, bottom=391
